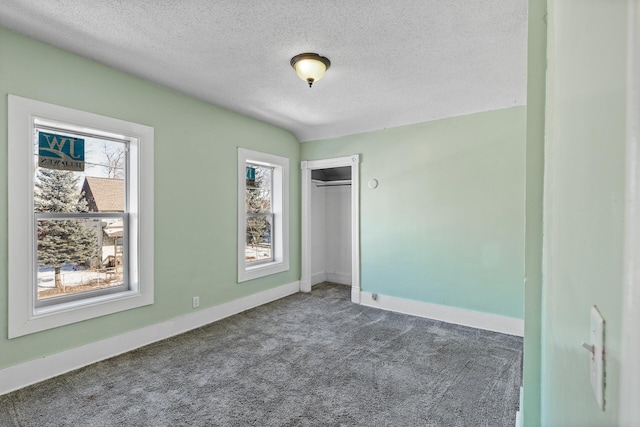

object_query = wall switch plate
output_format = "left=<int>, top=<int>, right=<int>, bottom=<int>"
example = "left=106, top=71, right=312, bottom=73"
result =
left=589, top=305, right=605, bottom=410
left=192, top=296, right=200, bottom=308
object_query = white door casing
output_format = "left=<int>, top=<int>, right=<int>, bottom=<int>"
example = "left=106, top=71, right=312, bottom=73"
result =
left=620, top=0, right=640, bottom=424
left=301, top=155, right=360, bottom=303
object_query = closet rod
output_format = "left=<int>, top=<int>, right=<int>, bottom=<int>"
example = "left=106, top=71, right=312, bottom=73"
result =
left=315, top=183, right=352, bottom=187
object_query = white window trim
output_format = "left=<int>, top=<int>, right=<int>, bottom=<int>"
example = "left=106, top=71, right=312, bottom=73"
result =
left=238, top=148, right=289, bottom=282
left=245, top=162, right=275, bottom=266
left=8, top=95, right=154, bottom=338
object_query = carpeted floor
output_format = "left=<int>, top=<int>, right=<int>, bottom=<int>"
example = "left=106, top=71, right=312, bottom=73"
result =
left=0, top=283, right=522, bottom=427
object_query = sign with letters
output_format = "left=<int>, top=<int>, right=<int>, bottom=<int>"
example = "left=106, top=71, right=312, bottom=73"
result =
left=38, top=131, right=85, bottom=172
left=246, top=166, right=256, bottom=187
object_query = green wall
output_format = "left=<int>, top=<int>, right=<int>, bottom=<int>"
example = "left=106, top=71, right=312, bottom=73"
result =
left=0, top=28, right=301, bottom=370
left=541, top=0, right=627, bottom=425
left=523, top=0, right=546, bottom=424
left=301, top=108, right=526, bottom=319
left=0, top=24, right=527, bottom=384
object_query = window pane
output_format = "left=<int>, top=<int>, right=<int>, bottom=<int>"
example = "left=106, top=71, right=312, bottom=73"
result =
left=34, top=129, right=126, bottom=213
left=33, top=127, right=128, bottom=302
left=36, top=217, right=125, bottom=301
left=245, top=215, right=273, bottom=263
left=246, top=164, right=272, bottom=213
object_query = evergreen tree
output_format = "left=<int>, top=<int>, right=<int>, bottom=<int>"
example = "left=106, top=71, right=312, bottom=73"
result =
left=35, top=168, right=97, bottom=290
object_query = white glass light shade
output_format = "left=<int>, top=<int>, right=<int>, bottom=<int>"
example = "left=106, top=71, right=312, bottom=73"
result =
left=290, top=53, right=331, bottom=87
left=294, top=59, right=327, bottom=83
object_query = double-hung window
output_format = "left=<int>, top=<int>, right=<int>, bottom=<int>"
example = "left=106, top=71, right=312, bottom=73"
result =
left=238, top=148, right=289, bottom=282
left=34, top=127, right=129, bottom=308
left=8, top=95, right=154, bottom=338
left=245, top=163, right=274, bottom=265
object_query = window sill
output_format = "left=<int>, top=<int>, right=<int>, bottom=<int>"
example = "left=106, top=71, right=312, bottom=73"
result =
left=34, top=288, right=143, bottom=317
left=11, top=287, right=153, bottom=338
left=239, top=260, right=289, bottom=282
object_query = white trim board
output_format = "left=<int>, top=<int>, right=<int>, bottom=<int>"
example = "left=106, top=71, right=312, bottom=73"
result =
left=300, top=155, right=360, bottom=304
left=359, top=291, right=524, bottom=337
left=621, top=0, right=640, bottom=423
left=327, top=272, right=351, bottom=286
left=0, top=281, right=300, bottom=396
left=311, top=278, right=351, bottom=289
left=515, top=386, right=524, bottom=427
left=313, top=271, right=352, bottom=286
left=311, top=271, right=328, bottom=286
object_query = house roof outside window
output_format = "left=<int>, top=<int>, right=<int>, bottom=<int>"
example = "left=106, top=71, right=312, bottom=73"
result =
left=81, top=177, right=124, bottom=212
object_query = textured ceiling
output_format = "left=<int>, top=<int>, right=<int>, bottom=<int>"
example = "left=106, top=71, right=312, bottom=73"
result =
left=0, top=1, right=528, bottom=142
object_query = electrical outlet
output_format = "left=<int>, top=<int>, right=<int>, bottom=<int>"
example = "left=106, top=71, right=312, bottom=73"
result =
left=192, top=296, right=200, bottom=308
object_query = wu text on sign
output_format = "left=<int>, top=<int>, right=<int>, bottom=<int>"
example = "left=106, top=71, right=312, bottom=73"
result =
left=38, top=131, right=85, bottom=172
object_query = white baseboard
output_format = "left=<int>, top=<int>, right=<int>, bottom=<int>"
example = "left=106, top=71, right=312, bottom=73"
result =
left=311, top=271, right=351, bottom=286
left=359, top=291, right=524, bottom=337
left=311, top=271, right=327, bottom=286
left=327, top=272, right=351, bottom=286
left=0, top=281, right=300, bottom=396
left=515, top=386, right=523, bottom=427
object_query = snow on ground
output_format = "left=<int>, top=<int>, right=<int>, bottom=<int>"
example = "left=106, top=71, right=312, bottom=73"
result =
left=245, top=245, right=271, bottom=262
left=37, top=263, right=120, bottom=290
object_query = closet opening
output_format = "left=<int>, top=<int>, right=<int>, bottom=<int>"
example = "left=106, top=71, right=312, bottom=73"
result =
left=301, top=155, right=360, bottom=303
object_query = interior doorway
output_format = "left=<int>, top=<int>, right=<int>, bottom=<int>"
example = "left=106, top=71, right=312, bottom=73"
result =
left=301, top=155, right=360, bottom=303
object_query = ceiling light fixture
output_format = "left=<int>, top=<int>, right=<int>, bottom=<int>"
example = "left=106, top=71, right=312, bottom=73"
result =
left=290, top=53, right=331, bottom=88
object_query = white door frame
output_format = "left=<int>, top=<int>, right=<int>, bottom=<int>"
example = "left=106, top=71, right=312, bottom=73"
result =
left=300, top=155, right=360, bottom=303
left=620, top=0, right=640, bottom=423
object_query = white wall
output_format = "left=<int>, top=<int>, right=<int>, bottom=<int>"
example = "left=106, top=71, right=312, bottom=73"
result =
left=310, top=183, right=351, bottom=285
left=325, top=186, right=351, bottom=284
left=311, top=183, right=327, bottom=284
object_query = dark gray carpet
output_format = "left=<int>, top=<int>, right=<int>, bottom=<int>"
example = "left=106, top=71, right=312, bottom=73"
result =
left=0, top=283, right=522, bottom=426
